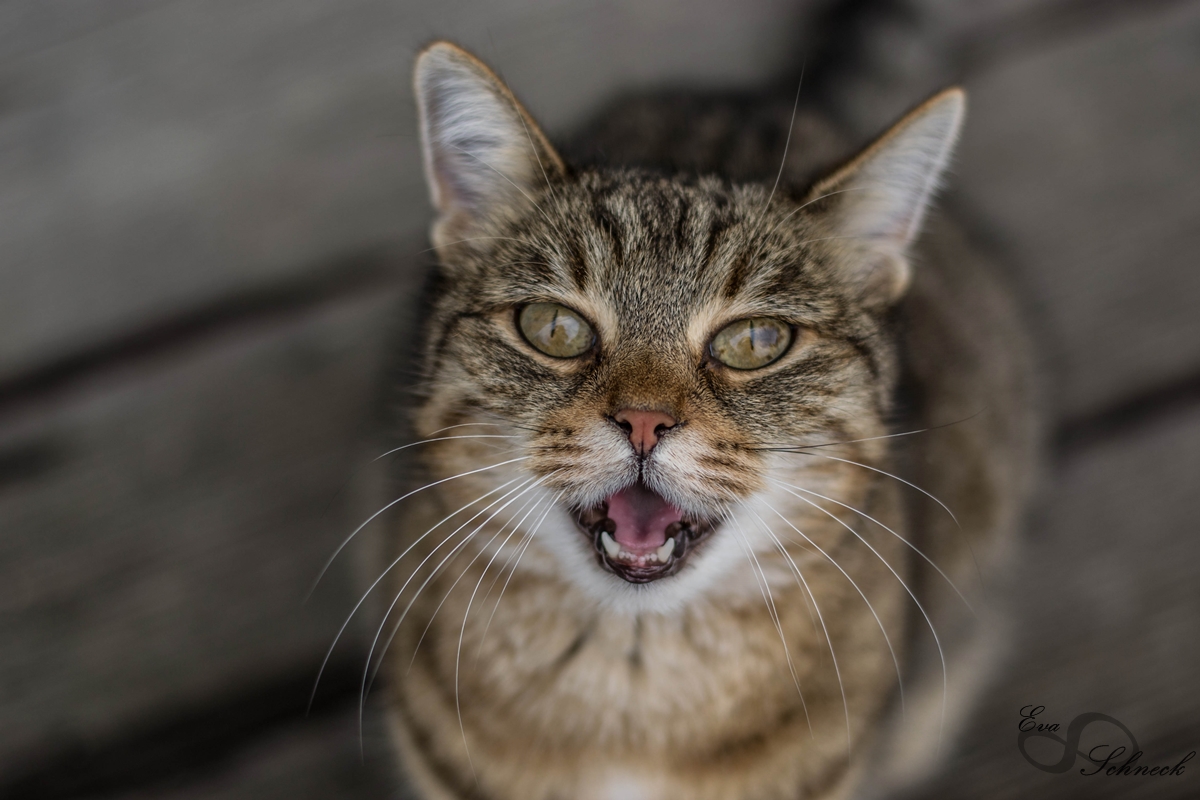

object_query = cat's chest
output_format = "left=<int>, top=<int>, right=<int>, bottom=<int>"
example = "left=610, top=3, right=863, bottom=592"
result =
left=457, top=587, right=817, bottom=747
left=581, top=772, right=661, bottom=800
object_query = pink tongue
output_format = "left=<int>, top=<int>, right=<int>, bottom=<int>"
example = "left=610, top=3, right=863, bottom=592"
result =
left=606, top=484, right=683, bottom=552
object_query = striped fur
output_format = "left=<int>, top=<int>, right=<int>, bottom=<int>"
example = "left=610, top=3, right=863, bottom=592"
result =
left=381, top=42, right=1038, bottom=800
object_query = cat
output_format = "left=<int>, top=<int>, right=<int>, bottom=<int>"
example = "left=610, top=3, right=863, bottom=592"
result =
left=375, top=41, right=1038, bottom=800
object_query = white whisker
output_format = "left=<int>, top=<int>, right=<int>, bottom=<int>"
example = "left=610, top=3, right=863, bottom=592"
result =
left=476, top=490, right=563, bottom=663
left=307, top=474, right=526, bottom=713
left=771, top=441, right=986, bottom=593
left=757, top=186, right=869, bottom=246
left=306, top=455, right=532, bottom=600
left=753, top=498, right=906, bottom=718
left=407, top=484, right=546, bottom=678
left=356, top=476, right=548, bottom=756
left=374, top=434, right=518, bottom=461
left=748, top=67, right=804, bottom=264
left=772, top=478, right=971, bottom=614
left=350, top=475, right=536, bottom=720
left=769, top=477, right=952, bottom=753
left=359, top=476, right=549, bottom=716
left=742, top=506, right=851, bottom=757
left=752, top=422, right=961, bottom=452
left=427, top=422, right=508, bottom=435
left=727, top=514, right=814, bottom=740
left=362, top=475, right=543, bottom=706
left=787, top=451, right=960, bottom=529
left=452, top=479, right=559, bottom=782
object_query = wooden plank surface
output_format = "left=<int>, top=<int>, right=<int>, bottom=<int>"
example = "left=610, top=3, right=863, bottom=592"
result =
left=3, top=0, right=1198, bottom=795
left=0, top=0, right=815, bottom=381
left=0, top=288, right=401, bottom=770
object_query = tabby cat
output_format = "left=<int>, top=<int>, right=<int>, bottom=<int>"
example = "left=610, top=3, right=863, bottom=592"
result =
left=377, top=41, right=1036, bottom=800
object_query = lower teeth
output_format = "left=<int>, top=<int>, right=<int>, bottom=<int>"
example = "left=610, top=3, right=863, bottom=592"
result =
left=597, top=530, right=677, bottom=565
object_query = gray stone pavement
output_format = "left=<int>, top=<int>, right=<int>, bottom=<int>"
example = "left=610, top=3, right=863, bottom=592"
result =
left=1, top=1, right=1198, bottom=798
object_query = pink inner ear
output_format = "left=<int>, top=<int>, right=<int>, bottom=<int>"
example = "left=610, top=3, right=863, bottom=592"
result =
left=605, top=484, right=682, bottom=552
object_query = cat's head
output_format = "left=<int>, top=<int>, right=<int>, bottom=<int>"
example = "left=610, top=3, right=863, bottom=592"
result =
left=409, top=42, right=963, bottom=612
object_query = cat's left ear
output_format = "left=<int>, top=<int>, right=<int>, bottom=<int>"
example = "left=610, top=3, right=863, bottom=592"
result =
left=808, top=88, right=965, bottom=306
left=414, top=42, right=566, bottom=247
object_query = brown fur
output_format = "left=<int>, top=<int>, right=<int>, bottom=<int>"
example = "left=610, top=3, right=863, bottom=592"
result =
left=380, top=42, right=1038, bottom=800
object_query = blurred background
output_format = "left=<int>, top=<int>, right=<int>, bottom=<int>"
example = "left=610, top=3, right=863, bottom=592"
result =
left=1, top=1, right=1198, bottom=798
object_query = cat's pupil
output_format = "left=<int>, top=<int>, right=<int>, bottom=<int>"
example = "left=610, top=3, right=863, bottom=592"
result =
left=741, top=323, right=773, bottom=355
left=549, top=312, right=570, bottom=344
left=750, top=320, right=766, bottom=352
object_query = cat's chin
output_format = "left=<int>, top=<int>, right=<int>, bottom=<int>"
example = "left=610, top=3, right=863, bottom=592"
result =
left=571, top=481, right=715, bottom=584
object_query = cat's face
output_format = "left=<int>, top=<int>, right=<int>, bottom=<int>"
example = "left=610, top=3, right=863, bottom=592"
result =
left=411, top=43, right=963, bottom=612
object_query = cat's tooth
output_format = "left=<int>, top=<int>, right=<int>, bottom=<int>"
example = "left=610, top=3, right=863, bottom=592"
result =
left=656, top=538, right=675, bottom=562
left=600, top=531, right=621, bottom=558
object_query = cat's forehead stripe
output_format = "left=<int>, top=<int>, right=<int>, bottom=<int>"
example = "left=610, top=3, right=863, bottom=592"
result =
left=581, top=175, right=739, bottom=290
left=596, top=178, right=806, bottom=306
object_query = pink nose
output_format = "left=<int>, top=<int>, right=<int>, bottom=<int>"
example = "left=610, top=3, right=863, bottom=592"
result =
left=613, top=409, right=678, bottom=455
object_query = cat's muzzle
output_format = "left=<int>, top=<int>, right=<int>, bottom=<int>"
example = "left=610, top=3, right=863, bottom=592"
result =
left=571, top=482, right=714, bottom=583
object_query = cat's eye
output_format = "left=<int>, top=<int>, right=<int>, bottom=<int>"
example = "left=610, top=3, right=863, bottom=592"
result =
left=518, top=303, right=595, bottom=358
left=710, top=317, right=793, bottom=370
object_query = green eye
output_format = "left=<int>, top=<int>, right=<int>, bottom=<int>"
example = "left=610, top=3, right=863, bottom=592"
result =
left=710, top=317, right=793, bottom=370
left=518, top=303, right=595, bottom=358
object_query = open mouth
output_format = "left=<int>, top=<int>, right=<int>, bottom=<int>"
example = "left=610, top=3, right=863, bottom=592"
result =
left=572, top=482, right=714, bottom=583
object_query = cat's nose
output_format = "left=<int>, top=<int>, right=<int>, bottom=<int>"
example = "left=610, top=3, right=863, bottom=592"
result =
left=612, top=409, right=678, bottom=456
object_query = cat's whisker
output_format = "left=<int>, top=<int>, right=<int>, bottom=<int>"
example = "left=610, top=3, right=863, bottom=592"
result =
left=306, top=455, right=532, bottom=600
left=452, top=480, right=560, bottom=782
left=761, top=425, right=987, bottom=593
left=782, top=451, right=960, bottom=530
left=751, top=510, right=820, bottom=634
left=748, top=68, right=805, bottom=263
left=364, top=487, right=546, bottom=752
left=750, top=416, right=978, bottom=452
left=374, top=434, right=519, bottom=462
left=406, top=483, right=546, bottom=680
left=752, top=498, right=907, bottom=719
left=427, top=422, right=508, bottom=435
left=364, top=474, right=549, bottom=705
left=771, top=477, right=971, bottom=615
left=307, top=474, right=527, bottom=714
left=480, top=444, right=536, bottom=459
left=362, top=475, right=543, bottom=704
left=352, top=476, right=536, bottom=706
left=766, top=478, right=949, bottom=753
left=358, top=476, right=549, bottom=753
left=727, top=513, right=814, bottom=741
left=742, top=506, right=852, bottom=757
left=472, top=525, right=534, bottom=663
left=465, top=409, right=545, bottom=436
left=756, top=186, right=871, bottom=247
left=475, top=490, right=564, bottom=663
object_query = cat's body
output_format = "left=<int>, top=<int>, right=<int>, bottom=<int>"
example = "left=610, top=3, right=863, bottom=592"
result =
left=380, top=44, right=1037, bottom=800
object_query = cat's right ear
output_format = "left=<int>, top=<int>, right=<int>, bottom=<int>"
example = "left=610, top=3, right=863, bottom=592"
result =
left=414, top=42, right=565, bottom=247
